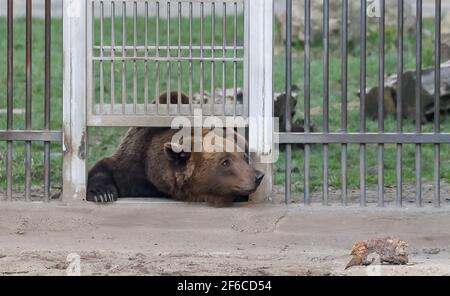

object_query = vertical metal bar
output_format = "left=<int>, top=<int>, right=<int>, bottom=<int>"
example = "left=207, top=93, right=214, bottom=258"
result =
left=188, top=1, right=193, bottom=115
left=360, top=0, right=367, bottom=206
left=44, top=0, right=52, bottom=202
left=378, top=0, right=385, bottom=207
left=341, top=0, right=348, bottom=206
left=100, top=1, right=105, bottom=114
left=122, top=1, right=127, bottom=114
left=416, top=0, right=422, bottom=206
left=285, top=0, right=292, bottom=204
left=156, top=1, right=161, bottom=113
left=243, top=0, right=249, bottom=118
left=211, top=2, right=216, bottom=116
left=144, top=1, right=149, bottom=114
left=396, top=0, right=404, bottom=207
left=166, top=1, right=171, bottom=115
left=25, top=0, right=32, bottom=202
left=200, top=2, right=205, bottom=112
left=133, top=1, right=138, bottom=114
left=434, top=0, right=441, bottom=207
left=304, top=0, right=311, bottom=205
left=322, top=0, right=329, bottom=206
left=111, top=1, right=116, bottom=114
left=6, top=0, right=13, bottom=201
left=222, top=2, right=227, bottom=116
left=91, top=1, right=96, bottom=115
left=233, top=1, right=238, bottom=116
left=177, top=1, right=182, bottom=115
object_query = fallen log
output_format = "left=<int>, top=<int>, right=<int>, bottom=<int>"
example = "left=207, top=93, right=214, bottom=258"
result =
left=193, top=85, right=315, bottom=135
left=274, top=85, right=314, bottom=134
left=362, top=60, right=450, bottom=124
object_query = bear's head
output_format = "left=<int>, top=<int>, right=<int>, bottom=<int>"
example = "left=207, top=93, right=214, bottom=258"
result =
left=163, top=129, right=265, bottom=207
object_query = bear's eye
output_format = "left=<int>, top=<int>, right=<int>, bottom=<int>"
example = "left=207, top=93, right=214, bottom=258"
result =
left=222, top=159, right=231, bottom=168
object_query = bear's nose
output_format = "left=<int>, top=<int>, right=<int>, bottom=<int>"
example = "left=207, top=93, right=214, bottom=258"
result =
left=255, top=171, right=265, bottom=186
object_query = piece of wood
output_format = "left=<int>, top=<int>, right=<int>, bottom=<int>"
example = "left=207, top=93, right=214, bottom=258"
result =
left=345, top=237, right=409, bottom=270
left=362, top=61, right=450, bottom=123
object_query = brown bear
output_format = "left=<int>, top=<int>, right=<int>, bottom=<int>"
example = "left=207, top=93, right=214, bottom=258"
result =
left=87, top=92, right=264, bottom=207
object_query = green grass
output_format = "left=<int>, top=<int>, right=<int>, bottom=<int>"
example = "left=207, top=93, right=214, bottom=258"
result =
left=0, top=17, right=63, bottom=191
left=0, top=16, right=449, bottom=196
left=273, top=18, right=450, bottom=195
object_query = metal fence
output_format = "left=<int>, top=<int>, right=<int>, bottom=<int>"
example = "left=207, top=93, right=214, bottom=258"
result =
left=62, top=0, right=273, bottom=202
left=3, top=0, right=447, bottom=207
left=87, top=0, right=246, bottom=128
left=281, top=0, right=447, bottom=207
left=0, top=0, right=61, bottom=202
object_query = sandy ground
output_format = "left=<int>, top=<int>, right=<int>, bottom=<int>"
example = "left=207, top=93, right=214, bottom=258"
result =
left=1, top=201, right=450, bottom=276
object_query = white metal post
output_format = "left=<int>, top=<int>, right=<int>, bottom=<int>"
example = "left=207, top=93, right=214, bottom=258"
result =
left=247, top=0, right=274, bottom=202
left=63, top=0, right=87, bottom=202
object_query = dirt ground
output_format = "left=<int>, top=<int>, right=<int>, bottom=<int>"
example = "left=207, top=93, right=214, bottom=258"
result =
left=1, top=200, right=450, bottom=276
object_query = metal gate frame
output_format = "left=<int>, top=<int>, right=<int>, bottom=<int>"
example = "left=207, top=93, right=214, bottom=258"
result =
left=62, top=0, right=274, bottom=202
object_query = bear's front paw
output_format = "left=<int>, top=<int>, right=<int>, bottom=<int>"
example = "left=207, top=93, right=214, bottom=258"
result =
left=86, top=184, right=118, bottom=204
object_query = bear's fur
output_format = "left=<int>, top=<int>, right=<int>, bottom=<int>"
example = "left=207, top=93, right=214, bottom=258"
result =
left=87, top=92, right=264, bottom=207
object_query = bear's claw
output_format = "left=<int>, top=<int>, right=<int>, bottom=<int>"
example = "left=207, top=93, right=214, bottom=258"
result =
left=87, top=187, right=118, bottom=204
left=90, top=193, right=116, bottom=203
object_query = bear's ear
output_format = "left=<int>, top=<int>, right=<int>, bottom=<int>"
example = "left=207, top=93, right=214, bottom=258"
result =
left=164, top=143, right=191, bottom=165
